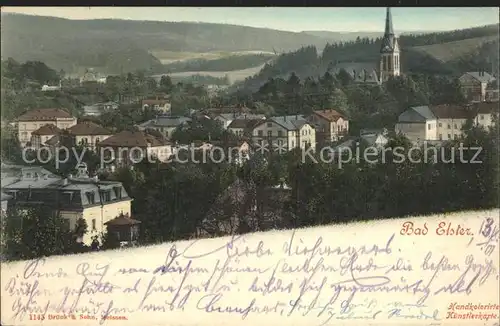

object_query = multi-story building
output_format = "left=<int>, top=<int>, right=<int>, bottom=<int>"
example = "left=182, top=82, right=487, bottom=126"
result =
left=16, top=108, right=77, bottom=147
left=66, top=121, right=112, bottom=150
left=2, top=164, right=131, bottom=245
left=459, top=72, right=496, bottom=103
left=141, top=96, right=171, bottom=114
left=137, top=116, right=191, bottom=140
left=97, top=130, right=173, bottom=168
left=227, top=119, right=264, bottom=138
left=395, top=104, right=473, bottom=142
left=473, top=102, right=498, bottom=129
left=308, top=109, right=349, bottom=143
left=214, top=113, right=265, bottom=130
left=251, top=115, right=316, bottom=152
left=30, top=124, right=62, bottom=149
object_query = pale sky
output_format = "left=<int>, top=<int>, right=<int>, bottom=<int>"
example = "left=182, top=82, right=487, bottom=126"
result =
left=2, top=7, right=499, bottom=32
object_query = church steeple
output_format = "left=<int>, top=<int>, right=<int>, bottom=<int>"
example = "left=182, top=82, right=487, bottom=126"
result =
left=384, top=7, right=394, bottom=36
left=379, top=7, right=400, bottom=83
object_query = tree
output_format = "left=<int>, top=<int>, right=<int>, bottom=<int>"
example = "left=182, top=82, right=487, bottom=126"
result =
left=3, top=206, right=77, bottom=261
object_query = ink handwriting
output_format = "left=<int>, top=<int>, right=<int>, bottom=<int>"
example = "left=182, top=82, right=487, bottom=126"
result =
left=3, top=222, right=498, bottom=325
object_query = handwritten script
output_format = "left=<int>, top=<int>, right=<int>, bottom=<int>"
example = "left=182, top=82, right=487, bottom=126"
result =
left=2, top=210, right=499, bottom=326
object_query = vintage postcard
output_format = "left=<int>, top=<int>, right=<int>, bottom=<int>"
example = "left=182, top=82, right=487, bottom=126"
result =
left=1, top=6, right=499, bottom=326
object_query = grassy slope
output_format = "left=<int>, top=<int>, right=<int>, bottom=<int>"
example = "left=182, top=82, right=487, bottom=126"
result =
left=412, top=35, right=499, bottom=63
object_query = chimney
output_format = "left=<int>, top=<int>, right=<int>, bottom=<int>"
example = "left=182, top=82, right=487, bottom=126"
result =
left=63, top=178, right=69, bottom=186
left=93, top=175, right=99, bottom=182
left=68, top=174, right=73, bottom=180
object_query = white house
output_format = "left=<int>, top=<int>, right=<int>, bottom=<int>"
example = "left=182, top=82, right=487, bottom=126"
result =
left=251, top=115, right=316, bottom=152
left=395, top=104, right=473, bottom=142
left=16, top=108, right=77, bottom=147
left=473, top=102, right=498, bottom=129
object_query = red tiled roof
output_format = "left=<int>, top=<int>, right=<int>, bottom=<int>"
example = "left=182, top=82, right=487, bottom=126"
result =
left=32, top=124, right=62, bottom=136
left=17, top=108, right=73, bottom=121
left=429, top=104, right=472, bottom=119
left=97, top=130, right=170, bottom=147
left=67, top=122, right=111, bottom=136
left=313, top=109, right=346, bottom=122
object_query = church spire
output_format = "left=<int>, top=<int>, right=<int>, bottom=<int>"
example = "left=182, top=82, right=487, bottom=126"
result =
left=384, top=7, right=394, bottom=36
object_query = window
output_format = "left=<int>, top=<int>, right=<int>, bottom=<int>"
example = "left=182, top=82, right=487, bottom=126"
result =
left=101, top=191, right=111, bottom=202
left=480, top=115, right=484, bottom=120
left=454, top=124, right=458, bottom=129
left=447, top=124, right=451, bottom=129
left=447, top=134, right=451, bottom=139
left=427, top=124, right=431, bottom=130
left=454, top=135, right=458, bottom=139
left=114, top=187, right=122, bottom=199
left=165, top=131, right=169, bottom=137
left=95, top=137, right=100, bottom=145
left=86, top=192, right=95, bottom=204
left=267, top=131, right=272, bottom=137
left=291, top=140, right=295, bottom=147
left=278, top=130, right=283, bottom=137
left=267, top=122, right=272, bottom=127
left=439, top=134, right=442, bottom=140
left=92, top=219, right=96, bottom=230
left=258, top=130, right=263, bottom=136
left=278, top=140, right=283, bottom=146
left=438, top=123, right=442, bottom=127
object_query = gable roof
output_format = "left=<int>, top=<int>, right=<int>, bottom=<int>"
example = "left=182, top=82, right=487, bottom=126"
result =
left=138, top=116, right=191, bottom=128
left=473, top=102, right=499, bottom=115
left=429, top=104, right=471, bottom=119
left=268, top=116, right=311, bottom=131
left=228, top=119, right=263, bottom=129
left=45, top=135, right=61, bottom=146
left=464, top=72, right=496, bottom=84
left=17, top=108, right=73, bottom=121
left=313, top=109, right=346, bottom=122
left=67, top=122, right=111, bottom=136
left=97, top=130, right=170, bottom=147
left=32, top=124, right=62, bottom=136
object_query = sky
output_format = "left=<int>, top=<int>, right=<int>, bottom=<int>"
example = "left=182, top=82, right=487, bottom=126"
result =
left=2, top=7, right=499, bottom=32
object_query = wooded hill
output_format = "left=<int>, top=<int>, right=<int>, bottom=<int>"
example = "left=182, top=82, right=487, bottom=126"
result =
left=237, top=24, right=499, bottom=92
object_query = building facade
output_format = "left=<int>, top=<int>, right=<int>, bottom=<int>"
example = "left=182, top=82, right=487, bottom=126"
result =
left=2, top=165, right=131, bottom=246
left=308, top=109, right=349, bottom=143
left=252, top=116, right=316, bottom=152
left=17, top=108, right=77, bottom=147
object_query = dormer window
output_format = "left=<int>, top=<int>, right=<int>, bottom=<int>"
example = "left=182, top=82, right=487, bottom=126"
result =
left=113, top=187, right=122, bottom=199
left=86, top=192, right=95, bottom=204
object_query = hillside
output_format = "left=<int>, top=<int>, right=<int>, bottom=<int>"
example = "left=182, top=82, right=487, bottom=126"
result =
left=236, top=24, right=499, bottom=92
left=1, top=13, right=458, bottom=77
left=302, top=30, right=435, bottom=42
left=412, top=35, right=499, bottom=62
left=1, top=13, right=330, bottom=75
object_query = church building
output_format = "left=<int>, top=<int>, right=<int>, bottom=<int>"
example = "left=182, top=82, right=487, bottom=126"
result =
left=331, top=7, right=401, bottom=85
